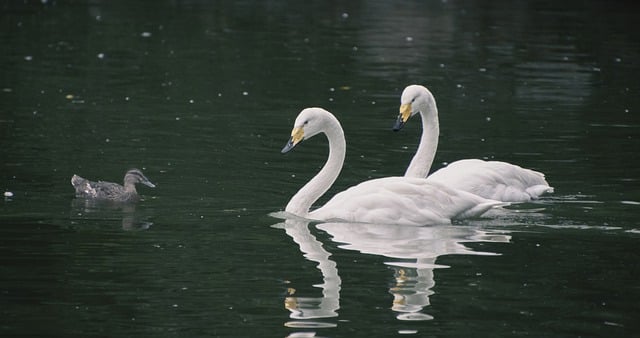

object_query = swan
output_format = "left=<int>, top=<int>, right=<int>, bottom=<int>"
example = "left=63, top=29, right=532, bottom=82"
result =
left=71, top=168, right=155, bottom=202
left=281, top=107, right=504, bottom=226
left=393, top=85, right=553, bottom=202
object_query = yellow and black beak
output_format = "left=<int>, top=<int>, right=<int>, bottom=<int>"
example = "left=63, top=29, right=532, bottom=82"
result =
left=281, top=126, right=305, bottom=153
left=393, top=103, right=412, bottom=131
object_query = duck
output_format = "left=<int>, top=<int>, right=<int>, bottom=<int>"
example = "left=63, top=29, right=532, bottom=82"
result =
left=393, top=84, right=553, bottom=202
left=71, top=168, right=155, bottom=202
left=281, top=107, right=504, bottom=226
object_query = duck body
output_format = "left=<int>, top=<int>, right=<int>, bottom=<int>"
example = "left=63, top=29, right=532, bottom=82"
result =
left=71, top=168, right=155, bottom=203
left=395, top=85, right=553, bottom=202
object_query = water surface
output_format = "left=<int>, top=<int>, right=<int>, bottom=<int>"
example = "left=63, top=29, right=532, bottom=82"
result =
left=1, top=1, right=639, bottom=337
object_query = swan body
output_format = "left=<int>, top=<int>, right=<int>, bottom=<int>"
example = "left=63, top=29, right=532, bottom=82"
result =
left=310, top=176, right=503, bottom=225
left=281, top=107, right=504, bottom=226
left=427, top=159, right=552, bottom=202
left=394, top=85, right=553, bottom=202
left=71, top=168, right=155, bottom=202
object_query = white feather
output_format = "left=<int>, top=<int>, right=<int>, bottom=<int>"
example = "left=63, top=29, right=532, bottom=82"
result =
left=283, top=107, right=504, bottom=226
left=398, top=85, right=553, bottom=202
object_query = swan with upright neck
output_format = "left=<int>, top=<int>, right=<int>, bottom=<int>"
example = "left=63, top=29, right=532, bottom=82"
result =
left=281, top=107, right=504, bottom=226
left=393, top=85, right=553, bottom=202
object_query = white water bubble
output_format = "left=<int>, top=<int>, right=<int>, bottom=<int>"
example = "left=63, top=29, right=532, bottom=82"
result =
left=399, top=329, right=419, bottom=334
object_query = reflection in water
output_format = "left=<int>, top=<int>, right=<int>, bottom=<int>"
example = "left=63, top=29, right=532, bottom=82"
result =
left=70, top=198, right=153, bottom=230
left=316, top=222, right=510, bottom=321
left=274, top=216, right=511, bottom=331
left=390, top=265, right=435, bottom=321
left=272, top=219, right=340, bottom=330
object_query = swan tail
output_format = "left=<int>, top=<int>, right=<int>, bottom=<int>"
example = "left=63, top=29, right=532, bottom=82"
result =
left=526, top=185, right=554, bottom=200
left=458, top=200, right=509, bottom=219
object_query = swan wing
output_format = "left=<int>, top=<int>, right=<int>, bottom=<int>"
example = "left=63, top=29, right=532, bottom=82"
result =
left=309, top=177, right=503, bottom=226
left=428, top=159, right=553, bottom=202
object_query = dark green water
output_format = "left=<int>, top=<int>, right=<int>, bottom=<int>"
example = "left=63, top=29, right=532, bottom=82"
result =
left=1, top=1, right=639, bottom=337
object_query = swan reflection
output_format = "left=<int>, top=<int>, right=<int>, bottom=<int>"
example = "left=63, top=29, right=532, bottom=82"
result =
left=272, top=219, right=340, bottom=329
left=274, top=215, right=510, bottom=327
left=316, top=222, right=510, bottom=321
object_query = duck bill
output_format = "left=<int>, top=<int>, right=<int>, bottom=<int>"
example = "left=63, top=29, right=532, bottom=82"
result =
left=281, top=127, right=304, bottom=153
left=143, top=180, right=156, bottom=188
left=393, top=103, right=412, bottom=131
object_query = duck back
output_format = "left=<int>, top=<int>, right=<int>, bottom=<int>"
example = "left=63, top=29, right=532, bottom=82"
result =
left=71, top=174, right=139, bottom=202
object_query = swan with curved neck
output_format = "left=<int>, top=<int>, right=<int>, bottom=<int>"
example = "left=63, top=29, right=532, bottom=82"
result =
left=282, top=107, right=504, bottom=226
left=394, top=85, right=553, bottom=202
left=282, top=109, right=345, bottom=217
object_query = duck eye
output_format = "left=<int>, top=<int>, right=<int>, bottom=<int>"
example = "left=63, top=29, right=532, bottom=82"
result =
left=411, top=98, right=416, bottom=103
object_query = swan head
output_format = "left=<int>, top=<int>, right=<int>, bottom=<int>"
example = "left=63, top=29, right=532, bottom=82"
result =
left=281, top=107, right=335, bottom=153
left=124, top=168, right=156, bottom=188
left=393, top=85, right=435, bottom=131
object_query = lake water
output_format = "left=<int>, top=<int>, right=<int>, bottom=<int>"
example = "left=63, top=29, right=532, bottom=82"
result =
left=1, top=1, right=639, bottom=337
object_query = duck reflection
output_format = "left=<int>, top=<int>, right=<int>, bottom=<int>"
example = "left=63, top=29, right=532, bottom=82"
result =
left=274, top=215, right=510, bottom=326
left=70, top=198, right=153, bottom=230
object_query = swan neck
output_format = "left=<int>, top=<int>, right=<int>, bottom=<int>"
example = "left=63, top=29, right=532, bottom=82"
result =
left=405, top=102, right=439, bottom=178
left=285, top=125, right=345, bottom=217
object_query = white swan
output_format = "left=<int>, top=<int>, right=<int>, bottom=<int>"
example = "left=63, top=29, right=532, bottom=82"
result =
left=394, top=85, right=553, bottom=202
left=281, top=107, right=504, bottom=226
